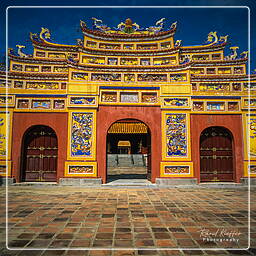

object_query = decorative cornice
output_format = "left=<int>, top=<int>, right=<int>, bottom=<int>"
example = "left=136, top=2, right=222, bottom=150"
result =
left=180, top=44, right=226, bottom=53
left=78, top=47, right=181, bottom=56
left=7, top=72, right=68, bottom=81
left=193, top=58, right=248, bottom=66
left=191, top=74, right=249, bottom=82
left=67, top=61, right=192, bottom=72
left=81, top=26, right=176, bottom=42
left=9, top=54, right=67, bottom=65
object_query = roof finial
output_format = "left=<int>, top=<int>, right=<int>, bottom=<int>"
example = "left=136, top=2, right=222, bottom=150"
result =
left=16, top=45, right=28, bottom=58
left=40, top=27, right=51, bottom=40
left=207, top=31, right=218, bottom=44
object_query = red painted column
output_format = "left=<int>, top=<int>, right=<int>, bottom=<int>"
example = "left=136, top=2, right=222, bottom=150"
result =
left=96, top=106, right=161, bottom=183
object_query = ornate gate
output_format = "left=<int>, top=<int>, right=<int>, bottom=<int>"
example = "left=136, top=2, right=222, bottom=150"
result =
left=21, top=126, right=58, bottom=182
left=200, top=127, right=234, bottom=182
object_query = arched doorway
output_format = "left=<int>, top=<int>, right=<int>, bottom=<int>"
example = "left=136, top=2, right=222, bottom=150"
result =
left=21, top=125, right=58, bottom=182
left=106, top=119, right=151, bottom=182
left=200, top=126, right=234, bottom=182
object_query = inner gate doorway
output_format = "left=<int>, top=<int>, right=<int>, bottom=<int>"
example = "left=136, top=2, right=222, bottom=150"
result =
left=200, top=126, right=234, bottom=182
left=106, top=119, right=151, bottom=182
left=21, top=125, right=58, bottom=182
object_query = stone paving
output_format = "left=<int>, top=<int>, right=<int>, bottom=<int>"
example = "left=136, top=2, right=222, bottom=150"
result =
left=0, top=186, right=255, bottom=255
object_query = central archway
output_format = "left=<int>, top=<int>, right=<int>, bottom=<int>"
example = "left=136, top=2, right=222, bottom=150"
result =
left=106, top=119, right=151, bottom=182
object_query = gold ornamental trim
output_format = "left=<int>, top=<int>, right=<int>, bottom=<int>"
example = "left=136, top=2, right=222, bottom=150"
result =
left=108, top=122, right=148, bottom=134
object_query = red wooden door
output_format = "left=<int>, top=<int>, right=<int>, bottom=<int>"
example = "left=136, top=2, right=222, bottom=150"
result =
left=200, top=127, right=234, bottom=182
left=22, top=126, right=57, bottom=182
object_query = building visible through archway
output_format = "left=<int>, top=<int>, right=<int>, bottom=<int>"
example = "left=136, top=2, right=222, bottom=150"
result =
left=106, top=119, right=151, bottom=182
left=200, top=126, right=234, bottom=182
left=21, top=125, right=58, bottom=182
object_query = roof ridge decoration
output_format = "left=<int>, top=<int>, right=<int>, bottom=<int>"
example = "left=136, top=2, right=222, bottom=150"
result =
left=29, top=27, right=52, bottom=44
left=116, top=18, right=141, bottom=34
left=81, top=17, right=177, bottom=36
left=40, top=27, right=51, bottom=40
left=206, top=31, right=228, bottom=45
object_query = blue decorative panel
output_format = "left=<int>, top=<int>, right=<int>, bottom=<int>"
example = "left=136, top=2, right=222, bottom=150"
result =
left=71, top=113, right=93, bottom=157
left=70, top=97, right=96, bottom=105
left=166, top=114, right=187, bottom=157
left=164, top=98, right=188, bottom=107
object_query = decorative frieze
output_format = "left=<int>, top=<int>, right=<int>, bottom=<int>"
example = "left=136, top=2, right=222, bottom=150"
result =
left=137, top=43, right=157, bottom=50
left=26, top=82, right=59, bottom=90
left=107, top=58, right=118, bottom=65
left=242, top=82, right=255, bottom=90
left=124, top=74, right=135, bottom=82
left=120, top=58, right=138, bottom=65
left=101, top=92, right=117, bottom=102
left=54, top=66, right=68, bottom=72
left=54, top=100, right=65, bottom=109
left=17, top=99, right=29, bottom=109
left=72, top=72, right=88, bottom=80
left=31, top=100, right=51, bottom=109
left=192, top=102, right=204, bottom=111
left=138, top=74, right=167, bottom=82
left=99, top=43, right=121, bottom=50
left=86, top=41, right=97, bottom=48
left=153, top=57, right=176, bottom=65
left=232, top=83, right=242, bottom=91
left=160, top=162, right=193, bottom=177
left=0, top=96, right=14, bottom=106
left=100, top=90, right=158, bottom=105
left=199, top=83, right=230, bottom=91
left=25, top=65, right=39, bottom=72
left=42, top=66, right=51, bottom=72
left=14, top=81, right=24, bottom=88
left=206, top=102, right=225, bottom=111
left=170, top=73, right=187, bottom=81
left=164, top=166, right=190, bottom=175
left=91, top=73, right=121, bottom=82
left=141, top=93, right=157, bottom=103
left=16, top=98, right=66, bottom=110
left=120, top=92, right=139, bottom=103
left=227, top=102, right=239, bottom=111
left=64, top=161, right=97, bottom=177
left=83, top=56, right=105, bottom=65
left=244, top=98, right=256, bottom=108
left=69, top=96, right=97, bottom=107
left=68, top=165, right=94, bottom=174
left=48, top=52, right=66, bottom=58
left=35, top=51, right=46, bottom=57
left=12, top=64, right=22, bottom=71
left=163, top=98, right=189, bottom=108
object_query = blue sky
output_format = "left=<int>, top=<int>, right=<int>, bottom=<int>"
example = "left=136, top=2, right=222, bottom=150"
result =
left=1, top=1, right=255, bottom=72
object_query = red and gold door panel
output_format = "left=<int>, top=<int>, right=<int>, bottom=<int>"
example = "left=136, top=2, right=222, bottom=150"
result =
left=22, top=126, right=57, bottom=182
left=200, top=127, right=234, bottom=182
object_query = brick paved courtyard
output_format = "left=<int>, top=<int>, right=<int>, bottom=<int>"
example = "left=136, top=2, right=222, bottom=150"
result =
left=0, top=186, right=255, bottom=255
